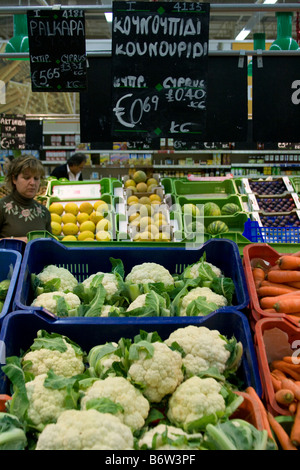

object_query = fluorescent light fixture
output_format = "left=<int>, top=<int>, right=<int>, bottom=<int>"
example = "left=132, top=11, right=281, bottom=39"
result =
left=235, top=28, right=251, bottom=41
left=105, top=12, right=113, bottom=23
left=263, top=0, right=278, bottom=4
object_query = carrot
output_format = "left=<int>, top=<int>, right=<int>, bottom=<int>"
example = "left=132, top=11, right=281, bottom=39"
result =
left=267, top=264, right=281, bottom=271
left=271, top=361, right=300, bottom=381
left=260, top=291, right=300, bottom=310
left=277, top=255, right=300, bottom=271
left=283, top=356, right=300, bottom=366
left=271, top=374, right=282, bottom=392
left=291, top=251, right=300, bottom=257
left=263, top=308, right=277, bottom=313
left=245, top=386, right=274, bottom=441
left=274, top=297, right=300, bottom=314
left=267, top=411, right=298, bottom=450
left=281, top=378, right=300, bottom=401
left=271, top=369, right=287, bottom=381
left=290, top=401, right=300, bottom=446
left=287, top=282, right=300, bottom=289
left=260, top=280, right=299, bottom=291
left=289, top=402, right=297, bottom=414
left=252, top=267, right=266, bottom=288
left=267, top=270, right=300, bottom=284
left=275, top=388, right=295, bottom=406
left=287, top=315, right=300, bottom=324
left=257, top=285, right=298, bottom=297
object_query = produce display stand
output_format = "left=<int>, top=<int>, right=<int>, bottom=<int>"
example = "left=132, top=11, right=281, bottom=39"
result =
left=0, top=309, right=262, bottom=397
left=13, top=237, right=249, bottom=317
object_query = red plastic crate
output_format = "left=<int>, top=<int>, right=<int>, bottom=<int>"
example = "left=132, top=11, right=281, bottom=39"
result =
left=233, top=391, right=266, bottom=430
left=243, top=243, right=300, bottom=327
left=0, top=394, right=11, bottom=412
left=254, top=317, right=300, bottom=416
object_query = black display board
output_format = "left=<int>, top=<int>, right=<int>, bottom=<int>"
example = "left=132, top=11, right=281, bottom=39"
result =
left=111, top=1, right=210, bottom=140
left=0, top=114, right=26, bottom=149
left=27, top=9, right=87, bottom=92
left=252, top=56, right=300, bottom=142
left=25, top=119, right=43, bottom=150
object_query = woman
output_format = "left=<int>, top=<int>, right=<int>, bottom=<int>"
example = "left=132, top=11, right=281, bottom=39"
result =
left=0, top=154, right=52, bottom=241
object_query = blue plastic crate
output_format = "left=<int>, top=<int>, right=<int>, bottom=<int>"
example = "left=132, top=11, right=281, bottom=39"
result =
left=243, top=218, right=300, bottom=244
left=0, top=249, right=22, bottom=325
left=0, top=308, right=262, bottom=397
left=13, top=238, right=249, bottom=317
left=0, top=238, right=26, bottom=255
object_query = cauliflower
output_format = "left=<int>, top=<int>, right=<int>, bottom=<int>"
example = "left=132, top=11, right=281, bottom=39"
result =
left=88, top=342, right=121, bottom=378
left=126, top=293, right=147, bottom=311
left=31, top=291, right=81, bottom=316
left=138, top=424, right=201, bottom=450
left=128, top=341, right=183, bottom=403
left=35, top=409, right=134, bottom=450
left=25, top=374, right=70, bottom=431
left=179, top=286, right=227, bottom=316
left=81, top=376, right=150, bottom=431
left=82, top=272, right=119, bottom=299
left=125, top=262, right=174, bottom=288
left=187, top=261, right=222, bottom=279
left=100, top=304, right=123, bottom=317
left=167, top=376, right=226, bottom=431
left=35, top=265, right=78, bottom=293
left=22, top=332, right=85, bottom=378
left=165, top=325, right=232, bottom=377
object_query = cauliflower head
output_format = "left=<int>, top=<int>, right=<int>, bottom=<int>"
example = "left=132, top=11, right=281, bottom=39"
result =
left=81, top=376, right=150, bottom=431
left=22, top=337, right=85, bottom=378
left=188, top=261, right=222, bottom=279
left=128, top=341, right=183, bottom=403
left=31, top=291, right=81, bottom=315
left=126, top=293, right=147, bottom=312
left=88, top=342, right=121, bottom=378
left=26, top=374, right=69, bottom=431
left=165, top=325, right=231, bottom=377
left=36, top=265, right=78, bottom=292
left=138, top=424, right=201, bottom=450
left=82, top=272, right=119, bottom=299
left=179, top=286, right=227, bottom=316
left=35, top=409, right=134, bottom=450
left=167, top=376, right=226, bottom=431
left=125, top=262, right=174, bottom=288
left=100, top=304, right=123, bottom=317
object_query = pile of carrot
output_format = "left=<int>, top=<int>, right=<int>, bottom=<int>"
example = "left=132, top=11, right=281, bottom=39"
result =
left=252, top=252, right=300, bottom=324
left=268, top=356, right=300, bottom=449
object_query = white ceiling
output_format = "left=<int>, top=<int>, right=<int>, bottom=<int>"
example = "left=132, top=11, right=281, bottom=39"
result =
left=0, top=1, right=299, bottom=44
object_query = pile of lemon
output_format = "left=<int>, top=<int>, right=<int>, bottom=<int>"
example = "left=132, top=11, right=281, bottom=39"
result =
left=49, top=200, right=112, bottom=242
left=127, top=194, right=171, bottom=242
left=124, top=170, right=159, bottom=194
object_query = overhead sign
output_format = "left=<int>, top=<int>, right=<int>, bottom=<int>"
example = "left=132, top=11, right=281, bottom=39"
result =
left=111, top=1, right=210, bottom=140
left=27, top=9, right=87, bottom=92
left=252, top=56, right=300, bottom=142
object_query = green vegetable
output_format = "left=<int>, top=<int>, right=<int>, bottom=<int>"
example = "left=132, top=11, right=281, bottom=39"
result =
left=221, top=203, right=240, bottom=215
left=206, top=220, right=229, bottom=235
left=204, top=202, right=221, bottom=217
left=0, top=412, right=27, bottom=450
left=203, top=419, right=277, bottom=450
left=0, top=279, right=10, bottom=301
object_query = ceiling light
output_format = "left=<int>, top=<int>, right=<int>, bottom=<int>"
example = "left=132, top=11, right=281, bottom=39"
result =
left=235, top=28, right=251, bottom=41
left=105, top=12, right=113, bottom=23
left=263, top=0, right=278, bottom=5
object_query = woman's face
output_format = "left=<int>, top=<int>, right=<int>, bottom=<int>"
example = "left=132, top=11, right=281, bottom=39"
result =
left=12, top=170, right=41, bottom=199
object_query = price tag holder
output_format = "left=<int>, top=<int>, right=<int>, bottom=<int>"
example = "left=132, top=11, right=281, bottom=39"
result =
left=27, top=9, right=87, bottom=92
left=111, top=1, right=210, bottom=140
left=0, top=114, right=26, bottom=150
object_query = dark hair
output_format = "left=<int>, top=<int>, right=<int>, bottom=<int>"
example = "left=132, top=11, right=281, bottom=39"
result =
left=5, top=154, right=45, bottom=190
left=67, top=153, right=87, bottom=167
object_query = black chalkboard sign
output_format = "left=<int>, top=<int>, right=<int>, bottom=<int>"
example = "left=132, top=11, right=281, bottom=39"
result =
left=252, top=56, right=300, bottom=142
left=27, top=9, right=87, bottom=92
left=0, top=114, right=26, bottom=150
left=25, top=119, right=43, bottom=150
left=111, top=1, right=210, bottom=140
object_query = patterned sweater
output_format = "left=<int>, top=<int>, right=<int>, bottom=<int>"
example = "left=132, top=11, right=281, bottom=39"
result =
left=0, top=190, right=52, bottom=238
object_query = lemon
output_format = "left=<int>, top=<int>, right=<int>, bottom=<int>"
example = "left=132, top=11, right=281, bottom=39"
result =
left=124, top=179, right=136, bottom=188
left=155, top=232, right=171, bottom=241
left=49, top=202, right=64, bottom=215
left=94, top=199, right=107, bottom=210
left=95, top=230, right=111, bottom=241
left=153, top=212, right=167, bottom=222
left=78, top=230, right=95, bottom=241
left=149, top=194, right=161, bottom=202
left=61, top=212, right=77, bottom=225
left=96, top=218, right=111, bottom=231
left=77, top=212, right=89, bottom=224
left=138, top=231, right=154, bottom=241
left=51, top=213, right=62, bottom=224
left=62, top=235, right=77, bottom=241
left=127, top=195, right=139, bottom=205
left=128, top=212, right=140, bottom=223
left=51, top=221, right=62, bottom=236
left=84, top=238, right=95, bottom=241
left=96, top=202, right=109, bottom=215
left=89, top=211, right=103, bottom=225
left=147, top=177, right=158, bottom=186
left=139, top=196, right=151, bottom=205
left=79, top=201, right=93, bottom=215
left=80, top=220, right=96, bottom=233
left=139, top=216, right=153, bottom=230
left=62, top=223, right=79, bottom=236
left=64, top=202, right=79, bottom=216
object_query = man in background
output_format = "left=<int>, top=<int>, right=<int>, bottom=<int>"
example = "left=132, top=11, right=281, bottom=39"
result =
left=51, top=153, right=87, bottom=181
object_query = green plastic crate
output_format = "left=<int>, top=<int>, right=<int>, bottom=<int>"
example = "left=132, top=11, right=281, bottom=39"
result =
left=173, top=179, right=238, bottom=198
left=176, top=194, right=246, bottom=214
left=47, top=178, right=113, bottom=198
